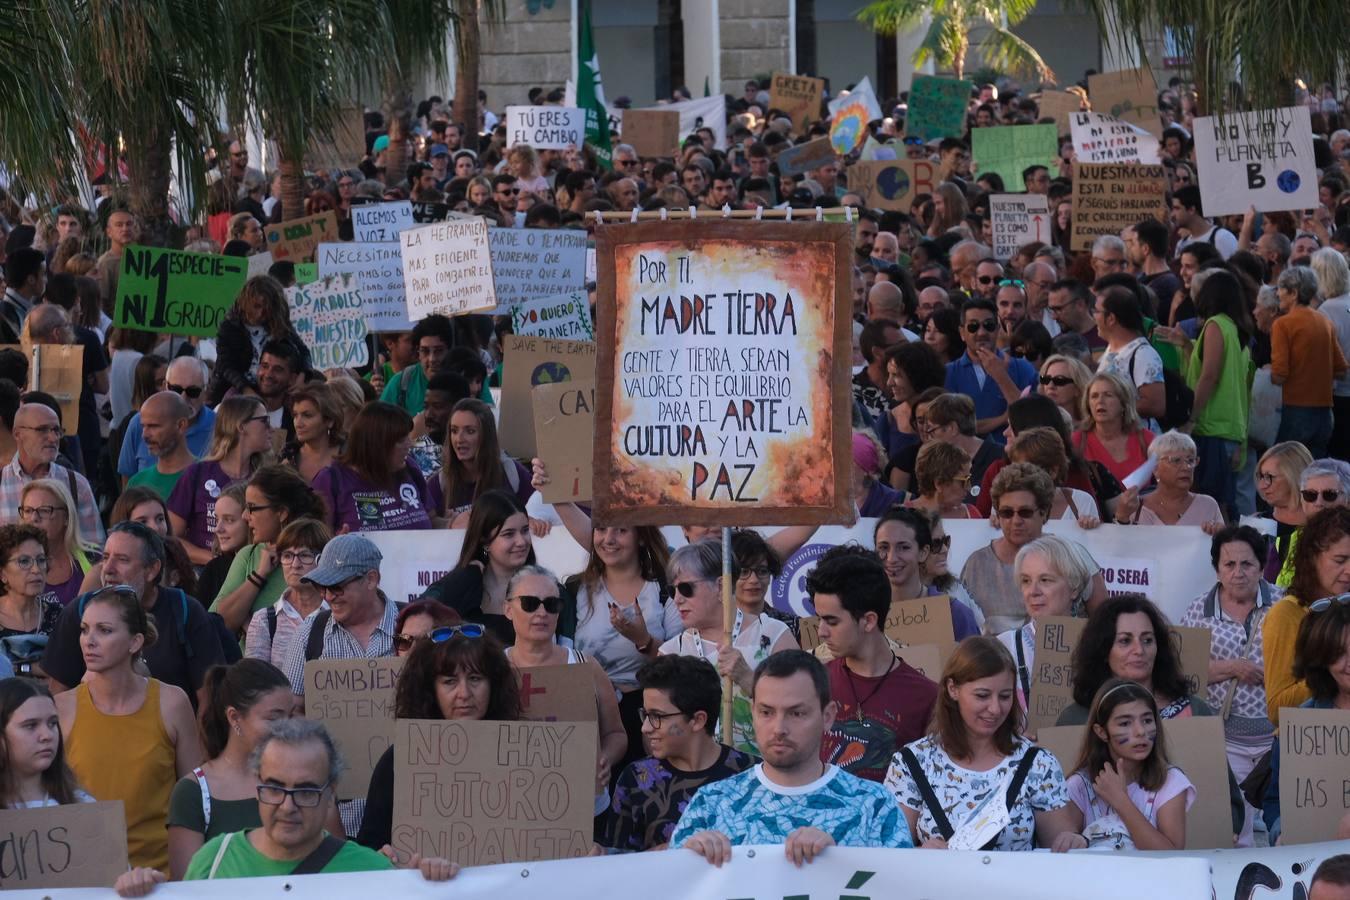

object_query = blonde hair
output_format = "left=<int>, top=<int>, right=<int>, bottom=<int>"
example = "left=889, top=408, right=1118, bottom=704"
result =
left=1259, top=441, right=1314, bottom=497
left=20, top=478, right=94, bottom=562
left=1013, top=535, right=1098, bottom=610
left=1083, top=371, right=1141, bottom=432
left=915, top=441, right=971, bottom=498
left=203, top=395, right=267, bottom=466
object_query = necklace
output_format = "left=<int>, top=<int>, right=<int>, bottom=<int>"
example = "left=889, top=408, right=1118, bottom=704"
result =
left=842, top=652, right=898, bottom=723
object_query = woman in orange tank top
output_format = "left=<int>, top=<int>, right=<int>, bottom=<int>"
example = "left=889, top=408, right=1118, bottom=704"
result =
left=56, top=585, right=202, bottom=873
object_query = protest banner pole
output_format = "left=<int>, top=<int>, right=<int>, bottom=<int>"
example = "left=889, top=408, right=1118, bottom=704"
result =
left=596, top=207, right=850, bottom=223
left=721, top=525, right=735, bottom=747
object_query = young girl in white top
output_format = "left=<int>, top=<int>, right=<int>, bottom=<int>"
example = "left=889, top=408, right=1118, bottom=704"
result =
left=0, top=678, right=92, bottom=808
left=1065, top=678, right=1195, bottom=850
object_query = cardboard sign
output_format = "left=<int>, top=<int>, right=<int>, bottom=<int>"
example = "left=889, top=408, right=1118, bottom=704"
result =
left=593, top=220, right=853, bottom=527
left=514, top=291, right=593, bottom=341
left=353, top=200, right=415, bottom=242
left=114, top=245, right=247, bottom=337
left=612, top=96, right=728, bottom=151
left=775, top=138, right=837, bottom=179
left=264, top=210, right=338, bottom=264
left=971, top=125, right=1059, bottom=191
left=0, top=800, right=128, bottom=889
left=316, top=241, right=410, bottom=332
left=26, top=344, right=83, bottom=435
left=531, top=379, right=595, bottom=504
left=989, top=193, right=1051, bottom=261
left=1071, top=112, right=1160, bottom=164
left=500, top=334, right=597, bottom=459
left=305, top=657, right=402, bottom=799
left=906, top=75, right=972, bottom=142
left=506, top=106, right=585, bottom=150
left=287, top=273, right=370, bottom=370
left=400, top=218, right=496, bottom=320
left=489, top=227, right=588, bottom=311
left=1278, top=707, right=1350, bottom=845
left=848, top=159, right=938, bottom=212
left=1192, top=106, right=1318, bottom=217
left=621, top=109, right=681, bottom=159
left=1026, top=616, right=1087, bottom=733
left=828, top=77, right=882, bottom=155
left=770, top=72, right=826, bottom=133
left=883, top=596, right=955, bottom=648
left=1039, top=716, right=1232, bottom=850
left=391, top=719, right=596, bottom=865
left=1171, top=625, right=1213, bottom=701
left=1038, top=90, right=1085, bottom=136
left=1089, top=67, right=1162, bottom=139
left=295, top=262, right=318, bottom=284
left=517, top=664, right=599, bottom=722
left=1070, top=162, right=1168, bottom=251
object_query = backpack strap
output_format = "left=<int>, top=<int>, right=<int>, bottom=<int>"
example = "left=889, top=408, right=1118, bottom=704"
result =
left=290, top=833, right=345, bottom=876
left=1060, top=487, right=1080, bottom=519
left=974, top=746, right=1043, bottom=852
left=267, top=607, right=278, bottom=641
left=901, top=746, right=955, bottom=841
left=177, top=590, right=192, bottom=660
left=1014, top=628, right=1031, bottom=701
left=207, top=831, right=234, bottom=879
left=193, top=767, right=212, bottom=833
left=304, top=609, right=332, bottom=662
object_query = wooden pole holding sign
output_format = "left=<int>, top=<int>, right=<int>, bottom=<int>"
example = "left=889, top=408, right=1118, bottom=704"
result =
left=721, top=526, right=735, bottom=747
left=595, top=207, right=852, bottom=222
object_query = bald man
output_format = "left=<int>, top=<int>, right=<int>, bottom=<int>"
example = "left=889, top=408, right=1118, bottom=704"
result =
left=866, top=283, right=919, bottom=340
left=126, top=391, right=196, bottom=499
left=916, top=286, right=949, bottom=320
left=0, top=402, right=103, bottom=539
left=119, top=356, right=217, bottom=481
left=1022, top=260, right=1061, bottom=337
left=872, top=232, right=900, bottom=264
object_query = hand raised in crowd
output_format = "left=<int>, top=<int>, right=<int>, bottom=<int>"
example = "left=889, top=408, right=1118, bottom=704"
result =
left=682, top=829, right=734, bottom=867
left=531, top=457, right=551, bottom=490
left=783, top=826, right=835, bottom=867
left=114, top=867, right=166, bottom=898
left=609, top=600, right=651, bottom=647
left=973, top=345, right=1009, bottom=382
left=1113, top=487, right=1141, bottom=524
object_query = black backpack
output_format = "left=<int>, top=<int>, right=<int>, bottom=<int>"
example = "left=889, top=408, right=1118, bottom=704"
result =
left=1130, top=339, right=1193, bottom=432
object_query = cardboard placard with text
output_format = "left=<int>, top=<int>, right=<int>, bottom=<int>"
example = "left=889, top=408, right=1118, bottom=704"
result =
left=30, top=344, right=83, bottom=435
left=1039, top=716, right=1233, bottom=850
left=805, top=628, right=942, bottom=682
left=532, top=379, right=595, bottom=504
left=517, top=664, right=598, bottom=722
left=775, top=138, right=836, bottom=179
left=392, top=719, right=596, bottom=865
left=264, top=210, right=338, bottom=264
left=1171, top=626, right=1213, bottom=701
left=1088, top=67, right=1162, bottom=138
left=500, top=335, right=596, bottom=460
left=305, top=657, right=403, bottom=799
left=906, top=75, right=973, bottom=142
left=506, top=106, right=585, bottom=150
left=1070, top=162, right=1168, bottom=251
left=1026, top=616, right=1087, bottom=732
left=770, top=73, right=826, bottom=133
left=400, top=218, right=496, bottom=319
left=847, top=159, right=937, bottom=213
left=1278, top=706, right=1350, bottom=845
left=1192, top=107, right=1319, bottom=217
left=0, top=800, right=128, bottom=889
left=882, top=596, right=955, bottom=649
left=621, top=109, right=682, bottom=159
left=989, top=193, right=1051, bottom=261
left=1038, top=90, right=1085, bottom=136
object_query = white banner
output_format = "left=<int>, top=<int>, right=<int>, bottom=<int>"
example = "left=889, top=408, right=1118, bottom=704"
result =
left=316, top=241, right=411, bottom=333
left=1070, top=111, right=1161, bottom=164
left=505, top=106, right=585, bottom=150
left=1193, top=106, right=1318, bottom=217
left=989, top=193, right=1051, bottom=261
left=609, top=96, right=727, bottom=151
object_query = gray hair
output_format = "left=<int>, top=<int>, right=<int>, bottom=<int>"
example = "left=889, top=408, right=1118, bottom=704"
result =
left=1091, top=234, right=1125, bottom=258
left=166, top=354, right=209, bottom=385
left=507, top=563, right=561, bottom=597
left=614, top=143, right=637, bottom=159
left=1277, top=265, right=1319, bottom=305
left=1311, top=247, right=1350, bottom=300
left=27, top=304, right=69, bottom=342
left=250, top=718, right=345, bottom=786
left=1013, top=535, right=1098, bottom=610
left=1334, top=129, right=1350, bottom=145
left=1259, top=232, right=1292, bottom=263
left=1256, top=284, right=1281, bottom=310
left=1149, top=429, right=1198, bottom=459
left=1034, top=245, right=1066, bottom=270
left=668, top=538, right=730, bottom=583
left=1191, top=267, right=1220, bottom=297
left=1300, top=458, right=1350, bottom=495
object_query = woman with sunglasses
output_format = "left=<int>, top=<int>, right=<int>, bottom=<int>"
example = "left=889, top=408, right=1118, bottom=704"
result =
left=962, top=464, right=1058, bottom=634
left=503, top=566, right=627, bottom=817
left=357, top=621, right=523, bottom=852
left=392, top=601, right=464, bottom=657
left=876, top=508, right=980, bottom=640
left=0, top=525, right=62, bottom=676
left=18, top=478, right=98, bottom=608
left=244, top=519, right=332, bottom=668
left=1256, top=441, right=1313, bottom=584
left=1006, top=427, right=1103, bottom=529
left=908, top=441, right=979, bottom=519
left=168, top=396, right=271, bottom=566
left=916, top=512, right=981, bottom=629
left=1038, top=354, right=1094, bottom=432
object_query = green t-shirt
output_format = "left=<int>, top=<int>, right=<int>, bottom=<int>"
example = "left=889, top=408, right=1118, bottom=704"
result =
left=167, top=775, right=261, bottom=840
left=127, top=465, right=188, bottom=500
left=380, top=364, right=428, bottom=414
left=210, top=542, right=284, bottom=614
left=185, top=831, right=394, bottom=880
left=1185, top=313, right=1250, bottom=442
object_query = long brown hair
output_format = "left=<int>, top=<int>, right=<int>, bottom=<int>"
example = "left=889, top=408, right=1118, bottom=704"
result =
left=456, top=490, right=535, bottom=569
left=0, top=679, right=82, bottom=807
left=1289, top=506, right=1350, bottom=606
left=1070, top=678, right=1170, bottom=792
left=338, top=401, right=413, bottom=489
left=439, top=399, right=506, bottom=505
left=578, top=525, right=670, bottom=621
left=930, top=636, right=1022, bottom=760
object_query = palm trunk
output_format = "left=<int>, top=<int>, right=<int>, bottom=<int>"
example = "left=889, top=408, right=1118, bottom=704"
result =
left=383, top=63, right=415, bottom=190
left=453, top=0, right=482, bottom=137
left=123, top=113, right=177, bottom=248
left=279, top=155, right=305, bottom=226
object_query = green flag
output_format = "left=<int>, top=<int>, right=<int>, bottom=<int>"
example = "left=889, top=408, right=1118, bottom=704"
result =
left=577, top=1, right=612, bottom=170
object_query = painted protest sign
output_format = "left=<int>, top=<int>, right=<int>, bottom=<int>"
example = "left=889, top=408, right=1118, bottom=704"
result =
left=593, top=220, right=853, bottom=526
left=775, top=138, right=836, bottom=179
left=849, top=159, right=938, bottom=213
left=906, top=75, right=972, bottom=142
left=353, top=200, right=415, bottom=242
left=513, top=291, right=593, bottom=341
left=1039, top=716, right=1232, bottom=849
left=411, top=201, right=451, bottom=224
left=506, top=106, right=585, bottom=150
left=500, top=335, right=596, bottom=459
left=306, top=657, right=402, bottom=798
left=1071, top=111, right=1160, bottom=164
left=489, top=227, right=588, bottom=310
left=1038, top=89, right=1085, bottom=136
left=114, top=245, right=246, bottom=337
left=531, top=379, right=595, bottom=504
left=287, top=273, right=370, bottom=369
left=1193, top=106, right=1318, bottom=217
left=1089, top=67, right=1162, bottom=138
left=621, top=109, right=681, bottom=159
left=1025, top=616, right=1086, bottom=733
left=971, top=124, right=1058, bottom=190
left=883, top=596, right=955, bottom=649
left=828, top=77, right=882, bottom=155
left=518, top=665, right=598, bottom=722
left=295, top=263, right=318, bottom=284
left=400, top=218, right=495, bottom=320
left=770, top=72, right=826, bottom=133
left=0, top=801, right=128, bottom=889
left=264, top=210, right=338, bottom=263
left=1278, top=707, right=1350, bottom=844
left=989, top=193, right=1051, bottom=261
left=317, top=241, right=410, bottom=331
left=1070, top=162, right=1167, bottom=252
left=391, top=719, right=596, bottom=865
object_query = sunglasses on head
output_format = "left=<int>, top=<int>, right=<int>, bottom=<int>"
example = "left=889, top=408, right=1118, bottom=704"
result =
left=1040, top=374, right=1074, bottom=387
left=1302, top=489, right=1342, bottom=504
left=429, top=624, right=486, bottom=643
left=1309, top=593, right=1350, bottom=613
left=998, top=278, right=1024, bottom=288
left=510, top=594, right=562, bottom=614
left=965, top=319, right=998, bottom=333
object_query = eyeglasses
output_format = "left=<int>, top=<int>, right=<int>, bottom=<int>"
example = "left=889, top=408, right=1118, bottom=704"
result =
left=429, top=624, right=487, bottom=642
left=1161, top=455, right=1198, bottom=468
left=166, top=383, right=203, bottom=399
left=1094, top=257, right=1128, bottom=268
left=1040, top=374, right=1074, bottom=387
left=1309, top=593, right=1350, bottom=613
left=280, top=550, right=317, bottom=566
left=737, top=566, right=772, bottom=581
left=928, top=535, right=952, bottom=552
left=256, top=782, right=329, bottom=808
left=393, top=629, right=434, bottom=652
left=318, top=575, right=363, bottom=599
left=965, top=320, right=998, bottom=333
left=497, top=187, right=520, bottom=195
left=951, top=474, right=972, bottom=487
left=997, top=506, right=1040, bottom=520
left=17, top=425, right=63, bottom=438
left=672, top=580, right=710, bottom=598
left=509, top=595, right=562, bottom=614
left=244, top=503, right=276, bottom=515
left=6, top=555, right=48, bottom=571
left=1257, top=471, right=1278, bottom=485
left=998, top=278, right=1025, bottom=288
left=1302, top=489, right=1342, bottom=504
left=638, top=708, right=689, bottom=728
left=616, top=159, right=639, bottom=168
left=246, top=415, right=271, bottom=426
left=18, top=504, right=64, bottom=521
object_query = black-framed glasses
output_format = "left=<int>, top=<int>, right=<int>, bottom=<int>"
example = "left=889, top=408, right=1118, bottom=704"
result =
left=244, top=503, right=276, bottom=515
left=18, top=504, right=64, bottom=521
left=256, top=782, right=330, bottom=808
left=1257, top=472, right=1278, bottom=485
left=997, top=506, right=1040, bottom=520
left=497, top=187, right=520, bottom=195
left=672, top=580, right=709, bottom=598
left=1302, top=489, right=1342, bottom=504
left=1309, top=594, right=1350, bottom=613
left=976, top=275, right=1000, bottom=285
left=509, top=595, right=561, bottom=614
left=1040, top=374, right=1074, bottom=387
left=965, top=320, right=998, bottom=333
left=638, top=707, right=689, bottom=728
left=246, top=415, right=271, bottom=426
left=166, top=383, right=203, bottom=399
left=280, top=550, right=317, bottom=566
left=318, top=576, right=362, bottom=599
left=429, top=624, right=487, bottom=642
left=737, top=566, right=772, bottom=581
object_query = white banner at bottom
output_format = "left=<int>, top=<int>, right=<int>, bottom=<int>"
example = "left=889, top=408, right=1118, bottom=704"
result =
left=33, top=841, right=1350, bottom=900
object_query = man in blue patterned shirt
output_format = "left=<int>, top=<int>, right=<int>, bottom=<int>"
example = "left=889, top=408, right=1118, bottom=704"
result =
left=670, top=650, right=913, bottom=866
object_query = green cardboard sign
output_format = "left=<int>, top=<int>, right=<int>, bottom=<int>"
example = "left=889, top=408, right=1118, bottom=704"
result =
left=971, top=124, right=1059, bottom=191
left=906, top=76, right=973, bottom=142
left=295, top=262, right=319, bottom=284
left=114, top=245, right=247, bottom=337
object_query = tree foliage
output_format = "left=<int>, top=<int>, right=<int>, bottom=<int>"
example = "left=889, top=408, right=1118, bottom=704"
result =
left=857, top=0, right=1052, bottom=82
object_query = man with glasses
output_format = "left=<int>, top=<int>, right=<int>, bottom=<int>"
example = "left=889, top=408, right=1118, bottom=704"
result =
left=225, top=139, right=263, bottom=184
left=971, top=258, right=1004, bottom=301
left=0, top=402, right=102, bottom=539
left=944, top=298, right=1037, bottom=442
left=1047, top=280, right=1107, bottom=361
left=1089, top=234, right=1130, bottom=281
left=380, top=314, right=455, bottom=415
left=126, top=391, right=196, bottom=500
left=1300, top=460, right=1350, bottom=518
left=119, top=356, right=215, bottom=483
left=113, top=719, right=456, bottom=892
left=1021, top=260, right=1060, bottom=337
left=605, top=655, right=754, bottom=851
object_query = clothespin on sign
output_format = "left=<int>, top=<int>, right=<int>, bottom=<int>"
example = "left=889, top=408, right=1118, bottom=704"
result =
left=593, top=210, right=603, bottom=226
left=785, top=206, right=794, bottom=222
left=630, top=208, right=638, bottom=223
left=845, top=207, right=854, bottom=223
left=814, top=206, right=823, bottom=221
left=722, top=204, right=732, bottom=218
left=689, top=206, right=698, bottom=220
left=660, top=207, right=668, bottom=221
left=754, top=206, right=763, bottom=221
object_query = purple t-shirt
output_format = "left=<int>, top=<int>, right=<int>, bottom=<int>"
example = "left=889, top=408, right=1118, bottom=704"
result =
left=313, top=461, right=433, bottom=532
left=427, top=457, right=533, bottom=519
left=166, top=460, right=242, bottom=550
